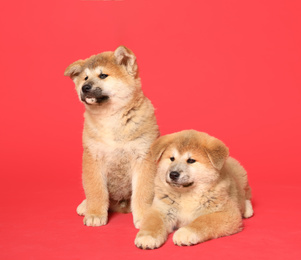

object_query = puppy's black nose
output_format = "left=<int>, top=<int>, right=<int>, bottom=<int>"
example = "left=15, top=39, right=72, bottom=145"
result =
left=169, top=171, right=180, bottom=181
left=82, top=84, right=92, bottom=93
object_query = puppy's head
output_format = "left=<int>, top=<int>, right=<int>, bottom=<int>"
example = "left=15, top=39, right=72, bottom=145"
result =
left=64, top=46, right=139, bottom=106
left=151, top=130, right=229, bottom=190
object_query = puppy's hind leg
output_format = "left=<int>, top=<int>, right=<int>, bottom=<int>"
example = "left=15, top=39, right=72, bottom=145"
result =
left=243, top=200, right=254, bottom=218
left=243, top=182, right=253, bottom=218
left=76, top=199, right=87, bottom=216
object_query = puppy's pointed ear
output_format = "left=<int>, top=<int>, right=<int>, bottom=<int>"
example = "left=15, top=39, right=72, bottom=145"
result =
left=150, top=135, right=173, bottom=163
left=203, top=135, right=229, bottom=170
left=64, top=60, right=84, bottom=79
left=114, top=46, right=138, bottom=77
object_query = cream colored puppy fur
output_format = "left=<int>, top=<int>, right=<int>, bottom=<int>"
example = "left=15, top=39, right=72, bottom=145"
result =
left=135, top=130, right=253, bottom=249
left=64, top=46, right=159, bottom=228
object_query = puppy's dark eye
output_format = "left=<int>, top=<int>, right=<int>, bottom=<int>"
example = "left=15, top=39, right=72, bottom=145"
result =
left=170, top=157, right=175, bottom=162
left=99, top=73, right=108, bottom=79
left=84, top=76, right=88, bottom=80
left=187, top=158, right=196, bottom=164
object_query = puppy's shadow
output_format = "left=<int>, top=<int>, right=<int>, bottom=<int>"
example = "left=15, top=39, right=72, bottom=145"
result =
left=107, top=210, right=132, bottom=224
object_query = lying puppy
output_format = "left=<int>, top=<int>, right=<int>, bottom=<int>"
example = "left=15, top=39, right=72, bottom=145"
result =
left=135, top=130, right=253, bottom=249
left=64, top=46, right=159, bottom=228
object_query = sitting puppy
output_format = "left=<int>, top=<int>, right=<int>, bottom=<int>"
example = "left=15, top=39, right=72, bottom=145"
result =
left=135, top=130, right=253, bottom=249
left=64, top=46, right=159, bottom=228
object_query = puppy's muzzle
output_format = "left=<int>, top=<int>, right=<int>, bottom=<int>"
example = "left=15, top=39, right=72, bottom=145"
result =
left=80, top=85, right=109, bottom=105
left=167, top=170, right=194, bottom=188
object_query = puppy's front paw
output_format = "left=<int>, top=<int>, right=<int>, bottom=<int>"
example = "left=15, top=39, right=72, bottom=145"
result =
left=173, top=227, right=200, bottom=246
left=76, top=199, right=86, bottom=216
left=135, top=231, right=165, bottom=250
left=84, top=214, right=108, bottom=227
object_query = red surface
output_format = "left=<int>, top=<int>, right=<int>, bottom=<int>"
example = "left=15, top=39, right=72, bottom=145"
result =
left=1, top=0, right=301, bottom=259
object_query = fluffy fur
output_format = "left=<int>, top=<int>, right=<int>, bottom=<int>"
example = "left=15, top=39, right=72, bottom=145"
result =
left=64, top=46, right=159, bottom=228
left=135, top=130, right=253, bottom=249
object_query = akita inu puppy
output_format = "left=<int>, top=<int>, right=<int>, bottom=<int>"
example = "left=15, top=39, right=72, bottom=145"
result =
left=135, top=130, right=253, bottom=249
left=64, top=46, right=159, bottom=228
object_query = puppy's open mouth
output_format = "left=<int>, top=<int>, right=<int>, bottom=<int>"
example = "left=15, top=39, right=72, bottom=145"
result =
left=167, top=181, right=194, bottom=188
left=81, top=95, right=109, bottom=105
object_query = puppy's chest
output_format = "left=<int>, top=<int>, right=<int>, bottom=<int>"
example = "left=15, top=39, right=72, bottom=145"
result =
left=158, top=191, right=223, bottom=227
left=84, top=116, right=119, bottom=141
left=85, top=138, right=134, bottom=201
left=105, top=152, right=132, bottom=201
left=156, top=193, right=199, bottom=226
left=83, top=116, right=147, bottom=201
left=176, top=197, right=203, bottom=226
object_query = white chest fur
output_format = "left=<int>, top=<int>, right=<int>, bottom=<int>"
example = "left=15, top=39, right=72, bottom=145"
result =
left=153, top=190, right=213, bottom=230
left=82, top=109, right=151, bottom=201
left=176, top=195, right=204, bottom=227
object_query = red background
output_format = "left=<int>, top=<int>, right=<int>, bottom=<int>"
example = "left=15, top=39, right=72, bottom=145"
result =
left=1, top=0, right=300, bottom=259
